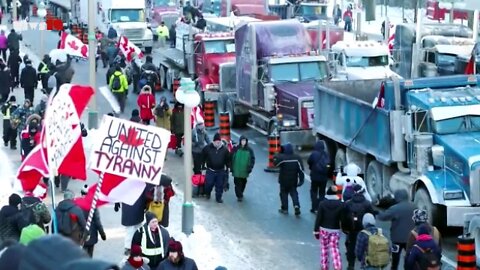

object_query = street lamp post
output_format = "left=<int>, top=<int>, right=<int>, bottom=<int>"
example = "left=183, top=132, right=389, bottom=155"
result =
left=175, top=77, right=200, bottom=236
left=87, top=0, right=98, bottom=129
left=37, top=2, right=47, bottom=57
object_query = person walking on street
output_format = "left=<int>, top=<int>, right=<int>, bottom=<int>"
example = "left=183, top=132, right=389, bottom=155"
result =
left=109, top=65, right=129, bottom=113
left=106, top=41, right=119, bottom=67
left=230, top=135, right=255, bottom=202
left=405, top=209, right=442, bottom=256
left=313, top=186, right=344, bottom=270
left=7, top=50, right=21, bottom=88
left=55, top=191, right=87, bottom=244
left=157, top=240, right=199, bottom=270
left=155, top=96, right=171, bottom=130
left=121, top=245, right=151, bottom=270
left=0, top=30, right=8, bottom=61
left=343, top=5, right=353, bottom=32
left=202, top=133, right=231, bottom=203
left=78, top=186, right=107, bottom=257
left=0, top=193, right=24, bottom=243
left=7, top=29, right=20, bottom=55
left=377, top=190, right=416, bottom=270
left=20, top=59, right=37, bottom=103
left=307, top=140, right=331, bottom=213
left=355, top=213, right=391, bottom=270
left=156, top=22, right=169, bottom=48
left=333, top=4, right=342, bottom=26
left=137, top=85, right=156, bottom=125
left=11, top=99, right=33, bottom=138
left=170, top=102, right=185, bottom=156
left=2, top=95, right=18, bottom=149
left=192, top=121, right=209, bottom=174
left=273, top=143, right=304, bottom=215
left=0, top=59, right=11, bottom=104
left=37, top=55, right=51, bottom=90
left=404, top=224, right=442, bottom=270
left=130, top=109, right=141, bottom=123
left=20, top=186, right=51, bottom=232
left=132, top=212, right=171, bottom=269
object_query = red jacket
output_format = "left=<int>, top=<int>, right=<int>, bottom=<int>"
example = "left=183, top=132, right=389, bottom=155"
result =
left=137, top=91, right=156, bottom=121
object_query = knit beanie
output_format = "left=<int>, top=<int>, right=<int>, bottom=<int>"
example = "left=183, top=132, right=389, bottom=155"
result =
left=0, top=244, right=26, bottom=270
left=362, top=213, right=376, bottom=227
left=215, top=267, right=228, bottom=270
left=8, top=193, right=22, bottom=206
left=213, top=133, right=221, bottom=141
left=145, top=211, right=157, bottom=225
left=19, top=224, right=46, bottom=245
left=412, top=209, right=428, bottom=224
left=168, top=240, right=183, bottom=253
left=130, top=245, right=142, bottom=257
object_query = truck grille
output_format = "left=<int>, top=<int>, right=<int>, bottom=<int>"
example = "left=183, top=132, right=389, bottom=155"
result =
left=219, top=63, right=236, bottom=93
left=122, top=28, right=145, bottom=40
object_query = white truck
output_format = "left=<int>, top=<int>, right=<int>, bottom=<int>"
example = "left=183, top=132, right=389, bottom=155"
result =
left=329, top=40, right=400, bottom=80
left=70, top=0, right=153, bottom=52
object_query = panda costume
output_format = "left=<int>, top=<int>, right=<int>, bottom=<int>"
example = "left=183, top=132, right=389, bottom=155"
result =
left=335, top=163, right=372, bottom=202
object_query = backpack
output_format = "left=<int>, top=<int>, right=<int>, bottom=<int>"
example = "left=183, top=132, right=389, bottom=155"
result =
left=363, top=228, right=390, bottom=267
left=344, top=201, right=368, bottom=231
left=55, top=207, right=76, bottom=235
left=111, top=74, right=122, bottom=91
left=20, top=200, right=40, bottom=226
left=314, top=154, right=329, bottom=174
left=414, top=245, right=441, bottom=270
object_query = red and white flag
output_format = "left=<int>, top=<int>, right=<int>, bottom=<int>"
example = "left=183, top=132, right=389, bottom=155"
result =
left=372, top=83, right=385, bottom=109
left=191, top=106, right=204, bottom=128
left=117, top=35, right=144, bottom=62
left=59, top=32, right=88, bottom=58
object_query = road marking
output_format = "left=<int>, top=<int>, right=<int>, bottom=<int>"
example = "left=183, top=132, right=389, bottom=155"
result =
left=230, top=130, right=256, bottom=145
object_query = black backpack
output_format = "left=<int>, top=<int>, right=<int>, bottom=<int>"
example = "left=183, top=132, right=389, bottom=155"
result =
left=111, top=74, right=122, bottom=91
left=414, top=245, right=441, bottom=270
left=20, top=200, right=39, bottom=227
left=55, top=207, right=75, bottom=235
left=344, top=202, right=368, bottom=232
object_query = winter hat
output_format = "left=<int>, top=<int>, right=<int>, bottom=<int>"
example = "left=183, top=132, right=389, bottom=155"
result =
left=8, top=95, right=16, bottom=102
left=19, top=235, right=88, bottom=270
left=168, top=240, right=183, bottom=253
left=362, top=213, right=376, bottom=227
left=81, top=185, right=88, bottom=196
left=412, top=209, right=428, bottom=224
left=213, top=133, right=221, bottom=141
left=59, top=258, right=120, bottom=270
left=130, top=245, right=142, bottom=257
left=145, top=211, right=158, bottom=224
left=0, top=243, right=26, bottom=270
left=326, top=185, right=338, bottom=195
left=417, top=223, right=430, bottom=236
left=132, top=109, right=140, bottom=117
left=8, top=193, right=21, bottom=206
left=19, top=224, right=46, bottom=245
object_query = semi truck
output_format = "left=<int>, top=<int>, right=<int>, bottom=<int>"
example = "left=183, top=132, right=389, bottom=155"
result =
left=313, top=75, right=480, bottom=230
left=201, top=0, right=279, bottom=19
left=148, top=0, right=181, bottom=32
left=269, top=0, right=329, bottom=22
left=71, top=0, right=153, bottom=51
left=49, top=0, right=71, bottom=24
left=219, top=20, right=328, bottom=147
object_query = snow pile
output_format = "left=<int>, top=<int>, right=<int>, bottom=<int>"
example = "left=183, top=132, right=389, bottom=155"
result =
left=0, top=149, right=22, bottom=206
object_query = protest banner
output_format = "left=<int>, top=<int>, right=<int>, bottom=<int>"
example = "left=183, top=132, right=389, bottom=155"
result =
left=89, top=115, right=171, bottom=185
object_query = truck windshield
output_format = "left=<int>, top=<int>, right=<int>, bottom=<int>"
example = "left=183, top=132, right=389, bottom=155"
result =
left=346, top=55, right=389, bottom=67
left=437, top=53, right=457, bottom=65
left=434, top=116, right=480, bottom=134
left=271, top=61, right=327, bottom=82
left=204, top=40, right=235, bottom=54
left=110, top=9, right=145, bottom=23
left=153, top=0, right=176, bottom=6
left=298, top=5, right=326, bottom=16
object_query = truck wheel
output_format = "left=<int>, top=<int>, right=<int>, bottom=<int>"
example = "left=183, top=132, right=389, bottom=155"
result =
left=217, top=94, right=228, bottom=114
left=414, top=188, right=442, bottom=228
left=366, top=160, right=383, bottom=205
left=226, top=99, right=235, bottom=128
left=467, top=217, right=480, bottom=267
left=334, top=148, right=347, bottom=171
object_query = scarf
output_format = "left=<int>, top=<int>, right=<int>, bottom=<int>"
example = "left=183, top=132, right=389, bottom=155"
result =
left=127, top=257, right=144, bottom=269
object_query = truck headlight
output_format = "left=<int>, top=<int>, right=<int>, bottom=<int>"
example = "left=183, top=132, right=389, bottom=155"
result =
left=205, top=84, right=219, bottom=90
left=282, top=119, right=297, bottom=127
left=443, top=190, right=464, bottom=200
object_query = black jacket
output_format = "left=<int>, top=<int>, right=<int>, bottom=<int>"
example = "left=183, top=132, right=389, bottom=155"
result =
left=7, top=53, right=21, bottom=71
left=132, top=225, right=171, bottom=269
left=7, top=32, right=21, bottom=51
left=20, top=64, right=37, bottom=89
left=141, top=62, right=158, bottom=73
left=106, top=66, right=117, bottom=85
left=342, top=193, right=376, bottom=232
left=202, top=143, right=231, bottom=171
left=273, top=144, right=305, bottom=187
left=0, top=205, right=23, bottom=243
left=314, top=196, right=345, bottom=231
left=377, top=190, right=416, bottom=243
left=0, top=67, right=11, bottom=97
left=307, top=140, right=330, bottom=182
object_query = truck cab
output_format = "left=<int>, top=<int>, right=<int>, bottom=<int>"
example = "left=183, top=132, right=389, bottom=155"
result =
left=330, top=41, right=400, bottom=80
left=148, top=0, right=180, bottom=33
left=294, top=2, right=328, bottom=22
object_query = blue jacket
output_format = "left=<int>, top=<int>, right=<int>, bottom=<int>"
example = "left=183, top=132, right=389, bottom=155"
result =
left=355, top=225, right=380, bottom=267
left=121, top=185, right=153, bottom=226
left=405, top=234, right=442, bottom=270
left=307, top=141, right=330, bottom=182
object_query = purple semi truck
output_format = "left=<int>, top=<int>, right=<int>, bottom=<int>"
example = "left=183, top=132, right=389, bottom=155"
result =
left=217, top=19, right=328, bottom=147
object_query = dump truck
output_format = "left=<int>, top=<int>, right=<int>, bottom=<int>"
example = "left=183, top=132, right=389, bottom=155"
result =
left=314, top=75, right=480, bottom=229
left=219, top=20, right=328, bottom=147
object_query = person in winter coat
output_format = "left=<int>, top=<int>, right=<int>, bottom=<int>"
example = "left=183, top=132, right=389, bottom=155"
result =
left=7, top=29, right=20, bottom=54
left=55, top=191, right=87, bottom=244
left=273, top=143, right=305, bottom=215
left=157, top=239, right=198, bottom=270
left=307, top=140, right=331, bottom=213
left=151, top=174, right=176, bottom=228
left=130, top=109, right=141, bottom=123
left=20, top=117, right=41, bottom=159
left=37, top=54, right=51, bottom=90
left=342, top=184, right=377, bottom=270
left=170, top=102, right=185, bottom=156
left=132, top=212, right=171, bottom=269
left=2, top=95, right=18, bottom=149
left=121, top=245, right=151, bottom=270
left=107, top=26, right=118, bottom=40
left=404, top=224, right=442, bottom=270
left=52, top=58, right=75, bottom=90
left=78, top=186, right=107, bottom=257
left=7, top=50, right=21, bottom=88
left=155, top=97, right=171, bottom=130
left=405, top=209, right=442, bottom=256
left=106, top=41, right=119, bottom=66
left=0, top=30, right=7, bottom=61
left=20, top=59, right=37, bottom=103
left=130, top=59, right=141, bottom=94
left=0, top=59, right=11, bottom=104
left=137, top=85, right=156, bottom=125
left=202, top=133, right=231, bottom=203
left=21, top=191, right=51, bottom=232
left=354, top=213, right=390, bottom=269
left=115, top=185, right=152, bottom=255
left=0, top=194, right=23, bottom=244
left=192, top=121, right=210, bottom=174
left=109, top=66, right=129, bottom=113
left=11, top=99, right=33, bottom=136
left=377, top=189, right=416, bottom=270
left=313, top=186, right=344, bottom=270
left=343, top=5, right=353, bottom=32
left=230, top=135, right=255, bottom=201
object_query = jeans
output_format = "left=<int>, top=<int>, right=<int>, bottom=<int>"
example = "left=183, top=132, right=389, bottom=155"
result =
left=113, top=92, right=126, bottom=113
left=234, top=177, right=247, bottom=198
left=345, top=21, right=352, bottom=32
left=279, top=185, right=300, bottom=210
left=311, top=180, right=327, bottom=210
left=205, top=169, right=226, bottom=201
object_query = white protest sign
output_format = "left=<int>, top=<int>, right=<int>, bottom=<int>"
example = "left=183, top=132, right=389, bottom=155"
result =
left=89, top=116, right=171, bottom=185
left=44, top=85, right=81, bottom=169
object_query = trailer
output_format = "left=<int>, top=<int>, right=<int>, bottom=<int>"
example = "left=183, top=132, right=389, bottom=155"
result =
left=314, top=75, right=480, bottom=230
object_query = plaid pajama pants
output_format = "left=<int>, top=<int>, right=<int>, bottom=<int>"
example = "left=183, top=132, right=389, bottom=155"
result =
left=320, top=229, right=341, bottom=270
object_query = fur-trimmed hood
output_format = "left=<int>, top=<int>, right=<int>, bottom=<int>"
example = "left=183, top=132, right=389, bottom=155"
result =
left=141, top=84, right=152, bottom=93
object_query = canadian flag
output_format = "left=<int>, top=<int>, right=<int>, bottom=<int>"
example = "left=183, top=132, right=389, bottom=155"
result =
left=117, top=35, right=144, bottom=62
left=371, top=83, right=385, bottom=109
left=59, top=31, right=88, bottom=58
left=191, top=106, right=204, bottom=128
left=17, top=84, right=94, bottom=193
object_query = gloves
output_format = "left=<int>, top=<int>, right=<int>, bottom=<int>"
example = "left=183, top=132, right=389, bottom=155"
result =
left=100, top=230, right=107, bottom=241
left=114, top=203, right=120, bottom=212
left=314, top=232, right=320, bottom=240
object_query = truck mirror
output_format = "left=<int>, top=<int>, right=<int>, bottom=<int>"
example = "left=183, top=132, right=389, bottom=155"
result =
left=431, top=145, right=445, bottom=168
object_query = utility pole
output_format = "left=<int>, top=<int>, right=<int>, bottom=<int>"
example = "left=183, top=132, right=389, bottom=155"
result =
left=450, top=1, right=455, bottom=23
left=87, top=0, right=98, bottom=129
left=411, top=6, right=422, bottom=79
left=12, top=0, right=17, bottom=22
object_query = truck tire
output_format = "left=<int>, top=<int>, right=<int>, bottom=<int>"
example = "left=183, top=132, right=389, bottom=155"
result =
left=414, top=188, right=443, bottom=228
left=366, top=160, right=383, bottom=205
left=226, top=99, right=235, bottom=128
left=467, top=217, right=480, bottom=267
left=217, top=94, right=228, bottom=113
left=334, top=148, right=347, bottom=171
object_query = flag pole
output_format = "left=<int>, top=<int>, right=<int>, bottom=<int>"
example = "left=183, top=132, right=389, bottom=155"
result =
left=48, top=166, right=58, bottom=234
left=81, top=172, right=105, bottom=246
